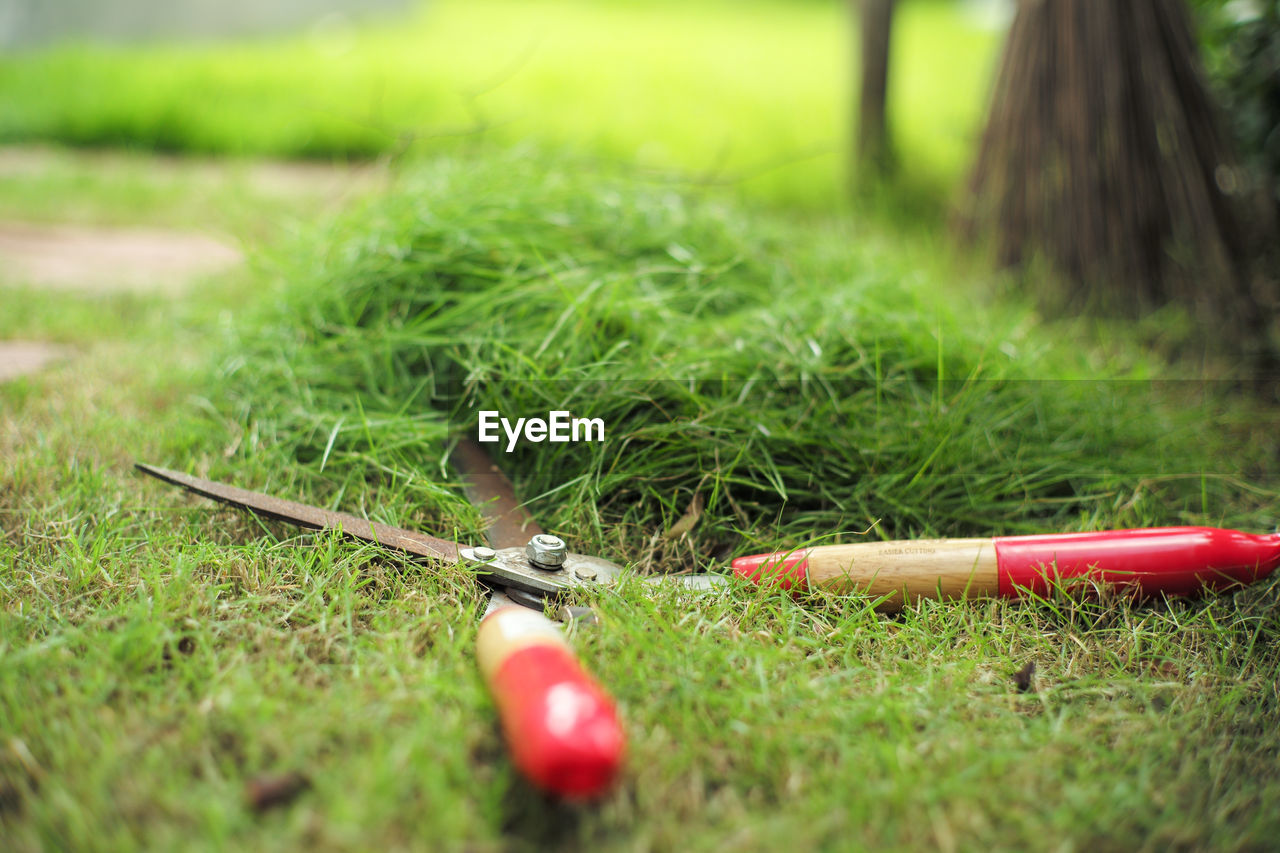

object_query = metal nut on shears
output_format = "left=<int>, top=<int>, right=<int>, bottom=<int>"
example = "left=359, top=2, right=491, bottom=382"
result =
left=526, top=534, right=568, bottom=569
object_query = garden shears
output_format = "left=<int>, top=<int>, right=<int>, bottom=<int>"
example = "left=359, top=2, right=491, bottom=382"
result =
left=136, top=441, right=722, bottom=801
left=137, top=449, right=1280, bottom=798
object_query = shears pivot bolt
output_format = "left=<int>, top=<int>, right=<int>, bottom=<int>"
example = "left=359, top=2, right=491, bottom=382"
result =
left=526, top=534, right=568, bottom=569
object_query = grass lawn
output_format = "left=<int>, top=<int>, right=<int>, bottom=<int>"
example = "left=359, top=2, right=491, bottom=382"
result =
left=2, top=0, right=1279, bottom=848
left=2, top=148, right=1278, bottom=850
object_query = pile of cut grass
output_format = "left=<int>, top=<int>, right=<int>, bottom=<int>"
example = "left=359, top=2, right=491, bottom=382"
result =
left=223, top=152, right=1278, bottom=571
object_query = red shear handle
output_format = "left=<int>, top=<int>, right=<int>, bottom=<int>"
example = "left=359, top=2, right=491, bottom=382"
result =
left=994, top=526, right=1280, bottom=597
left=476, top=606, right=624, bottom=799
left=733, top=527, right=1280, bottom=606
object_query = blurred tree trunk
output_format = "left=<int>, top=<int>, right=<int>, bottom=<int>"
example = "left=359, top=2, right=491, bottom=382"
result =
left=854, top=0, right=896, bottom=182
left=961, top=0, right=1272, bottom=348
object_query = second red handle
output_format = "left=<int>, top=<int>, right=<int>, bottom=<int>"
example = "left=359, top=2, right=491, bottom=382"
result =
left=476, top=606, right=625, bottom=799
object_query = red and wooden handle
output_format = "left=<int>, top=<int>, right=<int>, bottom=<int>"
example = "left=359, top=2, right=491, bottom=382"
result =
left=476, top=606, right=624, bottom=799
left=733, top=526, right=1280, bottom=608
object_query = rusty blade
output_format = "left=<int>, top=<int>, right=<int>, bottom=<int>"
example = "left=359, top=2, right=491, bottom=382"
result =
left=136, top=462, right=462, bottom=562
left=450, top=438, right=544, bottom=550
left=450, top=438, right=548, bottom=612
left=136, top=463, right=599, bottom=598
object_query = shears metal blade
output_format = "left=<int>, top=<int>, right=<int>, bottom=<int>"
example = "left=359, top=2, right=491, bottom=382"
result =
left=134, top=461, right=626, bottom=601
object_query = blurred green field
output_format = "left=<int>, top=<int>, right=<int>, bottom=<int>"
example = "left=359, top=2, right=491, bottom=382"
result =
left=0, top=0, right=1001, bottom=209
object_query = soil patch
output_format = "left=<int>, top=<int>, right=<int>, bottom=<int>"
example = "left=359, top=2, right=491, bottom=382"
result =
left=0, top=221, right=242, bottom=293
left=0, top=341, right=71, bottom=382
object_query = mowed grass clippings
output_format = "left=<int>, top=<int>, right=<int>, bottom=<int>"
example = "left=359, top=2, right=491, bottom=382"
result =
left=0, top=152, right=1277, bottom=850
left=226, top=153, right=1277, bottom=561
